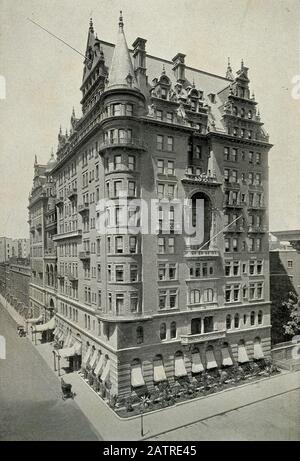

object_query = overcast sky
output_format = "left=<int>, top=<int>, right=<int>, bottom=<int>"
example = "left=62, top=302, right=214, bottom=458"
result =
left=0, top=0, right=299, bottom=238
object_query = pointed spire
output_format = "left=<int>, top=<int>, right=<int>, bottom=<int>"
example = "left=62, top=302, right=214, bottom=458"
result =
left=89, top=17, right=94, bottom=33
left=107, top=13, right=139, bottom=90
left=34, top=154, right=38, bottom=165
left=51, top=147, right=54, bottom=159
left=241, top=59, right=244, bottom=69
left=162, top=64, right=166, bottom=75
left=119, top=10, right=124, bottom=30
left=226, top=57, right=234, bottom=80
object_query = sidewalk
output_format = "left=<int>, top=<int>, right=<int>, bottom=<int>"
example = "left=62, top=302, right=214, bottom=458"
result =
left=2, top=298, right=300, bottom=441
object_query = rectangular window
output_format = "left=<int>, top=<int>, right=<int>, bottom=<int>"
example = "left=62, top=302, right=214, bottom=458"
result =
left=115, top=236, right=123, bottom=254
left=224, top=147, right=229, bottom=161
left=169, top=263, right=177, bottom=280
left=126, top=104, right=133, bottom=116
left=115, top=265, right=124, bottom=282
left=128, top=181, right=136, bottom=197
left=114, top=180, right=122, bottom=197
left=114, top=155, right=122, bottom=170
left=158, top=264, right=166, bottom=280
left=157, top=135, right=163, bottom=151
left=157, top=159, right=164, bottom=174
left=130, top=293, right=139, bottom=312
left=157, top=183, right=164, bottom=198
left=167, top=160, right=174, bottom=175
left=158, top=237, right=165, bottom=254
left=159, top=290, right=167, bottom=309
left=166, top=112, right=173, bottom=123
left=129, top=236, right=137, bottom=253
left=167, top=136, right=174, bottom=152
left=224, top=169, right=230, bottom=182
left=169, top=289, right=177, bottom=308
left=156, top=109, right=163, bottom=121
left=168, top=237, right=175, bottom=254
left=232, top=148, right=238, bottom=162
left=128, top=155, right=135, bottom=170
left=115, top=294, right=124, bottom=315
left=130, top=265, right=138, bottom=282
left=288, top=260, right=293, bottom=269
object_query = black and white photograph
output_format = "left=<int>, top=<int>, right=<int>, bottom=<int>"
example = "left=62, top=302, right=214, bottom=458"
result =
left=0, top=0, right=299, bottom=444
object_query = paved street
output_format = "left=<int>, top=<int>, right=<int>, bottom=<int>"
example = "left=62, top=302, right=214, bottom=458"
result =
left=0, top=305, right=100, bottom=441
left=151, top=388, right=300, bottom=441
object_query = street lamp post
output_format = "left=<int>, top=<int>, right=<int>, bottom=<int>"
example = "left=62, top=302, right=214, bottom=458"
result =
left=140, top=408, right=144, bottom=437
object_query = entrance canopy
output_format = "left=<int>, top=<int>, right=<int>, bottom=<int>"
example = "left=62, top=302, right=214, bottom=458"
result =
left=57, top=341, right=82, bottom=358
left=33, top=317, right=55, bottom=333
left=26, top=315, right=43, bottom=324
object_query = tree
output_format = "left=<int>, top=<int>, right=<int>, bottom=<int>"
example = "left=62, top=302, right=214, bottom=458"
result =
left=283, top=292, right=300, bottom=337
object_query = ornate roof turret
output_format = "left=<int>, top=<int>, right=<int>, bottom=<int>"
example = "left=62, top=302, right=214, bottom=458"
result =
left=226, top=57, right=234, bottom=80
left=106, top=12, right=139, bottom=90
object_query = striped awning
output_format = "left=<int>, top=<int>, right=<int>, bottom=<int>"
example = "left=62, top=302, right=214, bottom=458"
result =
left=94, top=354, right=105, bottom=377
left=174, top=355, right=187, bottom=377
left=82, top=345, right=92, bottom=368
left=57, top=341, right=81, bottom=358
left=206, top=349, right=218, bottom=369
left=131, top=363, right=145, bottom=388
left=191, top=352, right=204, bottom=373
left=100, top=359, right=110, bottom=383
left=221, top=347, right=233, bottom=366
left=153, top=359, right=167, bottom=382
left=253, top=342, right=264, bottom=360
left=238, top=344, right=249, bottom=363
left=89, top=349, right=99, bottom=369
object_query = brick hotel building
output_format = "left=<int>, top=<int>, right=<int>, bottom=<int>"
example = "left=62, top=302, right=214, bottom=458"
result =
left=28, top=14, right=272, bottom=398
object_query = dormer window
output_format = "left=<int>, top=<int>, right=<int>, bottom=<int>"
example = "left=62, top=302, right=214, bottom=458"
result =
left=241, top=108, right=245, bottom=118
left=191, top=100, right=197, bottom=111
left=156, top=110, right=163, bottom=121
left=248, top=110, right=253, bottom=119
left=161, top=88, right=168, bottom=99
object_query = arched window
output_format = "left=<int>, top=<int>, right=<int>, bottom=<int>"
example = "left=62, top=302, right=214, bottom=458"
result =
left=250, top=311, right=255, bottom=326
left=243, top=314, right=247, bottom=325
left=258, top=310, right=263, bottom=324
left=233, top=106, right=238, bottom=116
left=170, top=321, right=177, bottom=339
left=204, top=288, right=214, bottom=303
left=190, top=289, right=201, bottom=304
left=160, top=323, right=167, bottom=340
left=234, top=313, right=239, bottom=328
left=136, top=326, right=144, bottom=344
left=226, top=314, right=232, bottom=330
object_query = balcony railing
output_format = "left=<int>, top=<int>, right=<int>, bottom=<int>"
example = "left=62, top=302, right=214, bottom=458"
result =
left=225, top=201, right=244, bottom=208
left=99, top=137, right=146, bottom=152
left=67, top=188, right=77, bottom=200
left=44, top=248, right=57, bottom=258
left=79, top=250, right=91, bottom=260
left=183, top=168, right=220, bottom=186
left=185, top=248, right=220, bottom=258
left=52, top=229, right=82, bottom=241
left=248, top=225, right=267, bottom=233
left=66, top=272, right=78, bottom=282
left=78, top=202, right=90, bottom=214
left=55, top=196, right=64, bottom=206
left=225, top=224, right=244, bottom=233
left=180, top=329, right=226, bottom=345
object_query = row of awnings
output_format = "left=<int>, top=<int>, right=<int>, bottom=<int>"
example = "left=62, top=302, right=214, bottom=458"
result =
left=130, top=343, right=265, bottom=388
left=26, top=315, right=44, bottom=325
left=82, top=346, right=110, bottom=384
